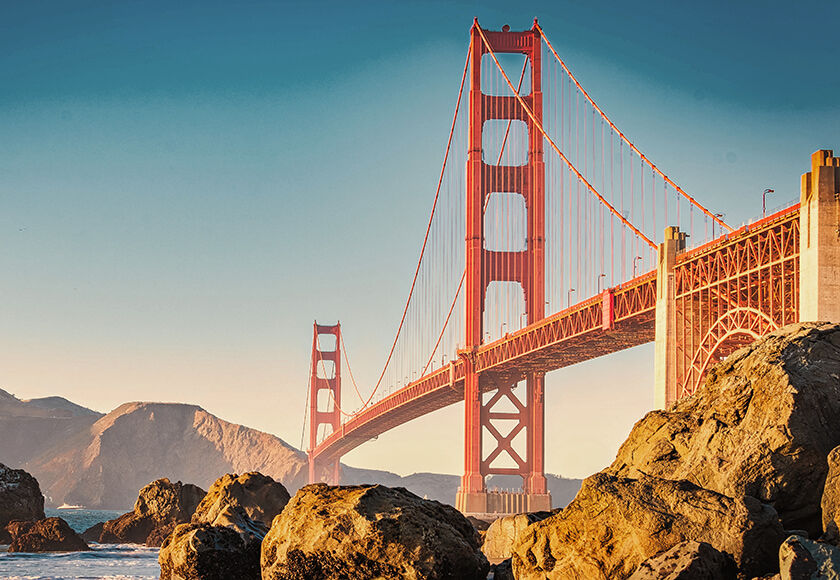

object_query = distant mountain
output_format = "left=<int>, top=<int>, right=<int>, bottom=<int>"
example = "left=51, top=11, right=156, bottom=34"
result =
left=1, top=390, right=582, bottom=510
left=21, top=401, right=308, bottom=509
left=21, top=396, right=101, bottom=418
left=0, top=388, right=103, bottom=468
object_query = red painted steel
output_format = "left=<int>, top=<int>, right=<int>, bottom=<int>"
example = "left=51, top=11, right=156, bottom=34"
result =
left=309, top=209, right=802, bottom=468
left=463, top=20, right=546, bottom=498
left=669, top=206, right=800, bottom=404
left=310, top=273, right=657, bottom=465
left=308, top=322, right=342, bottom=484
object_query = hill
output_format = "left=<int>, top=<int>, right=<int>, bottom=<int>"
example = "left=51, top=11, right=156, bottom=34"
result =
left=0, top=391, right=581, bottom=509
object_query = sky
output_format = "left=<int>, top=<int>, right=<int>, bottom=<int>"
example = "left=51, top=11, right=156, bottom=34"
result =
left=1, top=0, right=839, bottom=480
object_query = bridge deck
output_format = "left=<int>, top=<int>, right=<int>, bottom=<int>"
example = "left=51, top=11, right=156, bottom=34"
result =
left=312, top=272, right=657, bottom=463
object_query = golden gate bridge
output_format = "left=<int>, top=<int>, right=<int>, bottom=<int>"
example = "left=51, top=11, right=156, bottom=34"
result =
left=303, top=19, right=839, bottom=516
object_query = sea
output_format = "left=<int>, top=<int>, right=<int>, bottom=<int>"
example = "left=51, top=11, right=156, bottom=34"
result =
left=0, top=508, right=160, bottom=580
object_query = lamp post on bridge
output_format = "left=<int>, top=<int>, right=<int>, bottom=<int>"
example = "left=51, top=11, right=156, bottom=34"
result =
left=712, top=213, right=725, bottom=238
left=632, top=256, right=643, bottom=279
left=763, top=189, right=774, bottom=217
left=597, top=273, right=607, bottom=294
left=567, top=288, right=576, bottom=308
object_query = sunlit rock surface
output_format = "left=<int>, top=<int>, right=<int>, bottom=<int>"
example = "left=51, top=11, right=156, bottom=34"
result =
left=192, top=471, right=288, bottom=527
left=628, top=541, right=736, bottom=579
left=261, top=483, right=489, bottom=580
left=159, top=521, right=260, bottom=580
left=609, top=322, right=840, bottom=536
left=99, top=477, right=205, bottom=546
left=7, top=516, right=89, bottom=552
left=511, top=473, right=783, bottom=580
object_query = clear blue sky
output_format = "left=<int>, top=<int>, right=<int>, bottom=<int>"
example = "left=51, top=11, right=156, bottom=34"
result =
left=1, top=1, right=838, bottom=479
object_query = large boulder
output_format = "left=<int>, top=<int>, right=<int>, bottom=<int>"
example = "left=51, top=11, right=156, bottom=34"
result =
left=192, top=472, right=289, bottom=526
left=628, top=541, right=737, bottom=579
left=822, top=445, right=840, bottom=543
left=608, top=323, right=840, bottom=536
left=100, top=477, right=205, bottom=546
left=7, top=517, right=89, bottom=552
left=160, top=496, right=269, bottom=580
left=0, top=463, right=45, bottom=531
left=511, top=473, right=784, bottom=580
left=778, top=535, right=840, bottom=579
left=159, top=521, right=260, bottom=580
left=261, top=483, right=490, bottom=580
left=482, top=510, right=555, bottom=561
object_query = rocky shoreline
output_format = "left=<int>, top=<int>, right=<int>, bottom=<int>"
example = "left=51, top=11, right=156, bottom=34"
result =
left=5, top=321, right=840, bottom=579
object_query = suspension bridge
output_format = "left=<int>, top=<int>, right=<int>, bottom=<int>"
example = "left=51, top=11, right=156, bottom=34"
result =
left=303, top=19, right=840, bottom=516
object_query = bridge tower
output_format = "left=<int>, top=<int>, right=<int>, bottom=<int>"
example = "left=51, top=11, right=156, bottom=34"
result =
left=307, top=322, right=341, bottom=485
left=456, top=20, right=552, bottom=515
left=800, top=150, right=840, bottom=322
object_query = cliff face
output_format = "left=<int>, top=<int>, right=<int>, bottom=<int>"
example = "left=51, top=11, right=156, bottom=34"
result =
left=21, top=402, right=308, bottom=509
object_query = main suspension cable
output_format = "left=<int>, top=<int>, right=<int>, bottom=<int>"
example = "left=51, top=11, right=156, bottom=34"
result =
left=477, top=25, right=656, bottom=249
left=535, top=23, right=732, bottom=233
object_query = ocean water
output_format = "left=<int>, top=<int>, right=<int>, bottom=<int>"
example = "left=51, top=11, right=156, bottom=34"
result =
left=0, top=509, right=160, bottom=580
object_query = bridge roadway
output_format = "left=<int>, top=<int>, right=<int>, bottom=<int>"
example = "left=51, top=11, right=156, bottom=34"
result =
left=311, top=271, right=658, bottom=463
left=311, top=203, right=804, bottom=465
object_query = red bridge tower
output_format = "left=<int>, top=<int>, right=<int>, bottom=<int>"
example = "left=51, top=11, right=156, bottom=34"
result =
left=308, top=322, right=341, bottom=485
left=456, top=20, right=552, bottom=515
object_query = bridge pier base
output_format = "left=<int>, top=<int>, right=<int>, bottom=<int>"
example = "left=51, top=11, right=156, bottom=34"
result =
left=800, top=150, right=840, bottom=323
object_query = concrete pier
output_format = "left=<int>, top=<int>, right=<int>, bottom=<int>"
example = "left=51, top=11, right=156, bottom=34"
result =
left=799, top=150, right=840, bottom=323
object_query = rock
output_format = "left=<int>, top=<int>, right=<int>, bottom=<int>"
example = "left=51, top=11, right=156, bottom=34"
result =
left=511, top=473, right=784, bottom=580
left=482, top=511, right=555, bottom=560
left=0, top=463, right=45, bottom=529
left=628, top=541, right=737, bottom=579
left=100, top=477, right=205, bottom=546
left=778, top=534, right=840, bottom=579
left=467, top=515, right=492, bottom=532
left=492, top=558, right=515, bottom=580
left=8, top=517, right=90, bottom=552
left=159, top=522, right=260, bottom=580
left=192, top=472, right=289, bottom=526
left=608, top=322, right=840, bottom=536
left=261, top=483, right=490, bottom=580
left=4, top=519, right=35, bottom=543
left=823, top=446, right=840, bottom=544
left=81, top=521, right=104, bottom=543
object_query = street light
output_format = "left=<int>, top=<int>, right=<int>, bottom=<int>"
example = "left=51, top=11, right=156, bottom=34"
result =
left=712, top=213, right=725, bottom=238
left=632, top=256, right=643, bottom=278
left=567, top=288, right=576, bottom=307
left=597, top=273, right=607, bottom=293
left=763, top=189, right=774, bottom=217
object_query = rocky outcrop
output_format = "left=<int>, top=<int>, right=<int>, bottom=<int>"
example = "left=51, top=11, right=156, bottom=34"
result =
left=0, top=463, right=45, bottom=535
left=159, top=521, right=261, bottom=580
left=482, top=510, right=555, bottom=560
left=159, top=476, right=274, bottom=580
left=81, top=521, right=104, bottom=543
left=628, top=541, right=736, bottom=579
left=608, top=323, right=840, bottom=536
left=192, top=472, right=289, bottom=527
left=778, top=535, right=840, bottom=579
left=7, top=516, right=90, bottom=552
left=261, top=483, right=489, bottom=580
left=822, top=445, right=840, bottom=543
left=23, top=402, right=307, bottom=509
left=511, top=473, right=784, bottom=580
left=99, top=478, right=205, bottom=546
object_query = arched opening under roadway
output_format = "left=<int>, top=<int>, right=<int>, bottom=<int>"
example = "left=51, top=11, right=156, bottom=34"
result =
left=682, top=307, right=780, bottom=398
